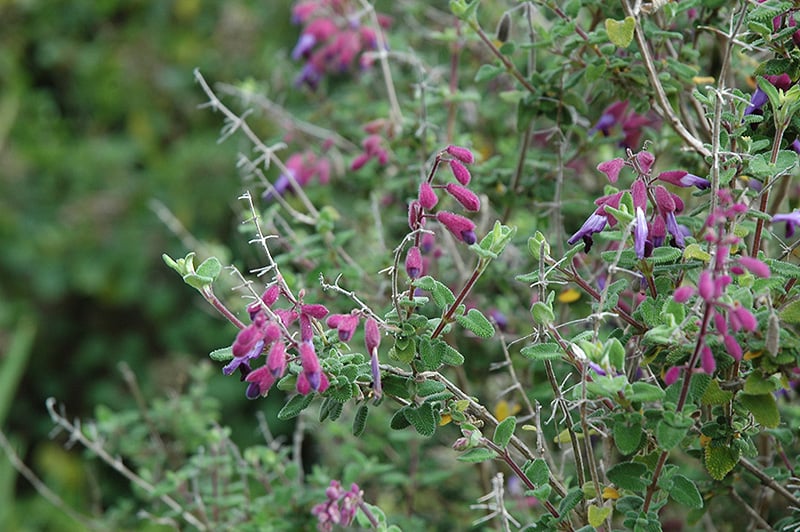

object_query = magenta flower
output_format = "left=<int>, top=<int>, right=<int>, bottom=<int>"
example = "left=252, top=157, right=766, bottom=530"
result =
left=745, top=73, right=793, bottom=115
left=734, top=256, right=771, bottom=278
left=445, top=183, right=481, bottom=212
left=297, top=341, right=329, bottom=395
left=449, top=159, right=472, bottom=185
left=418, top=182, right=438, bottom=209
left=664, top=366, right=682, bottom=386
left=225, top=315, right=268, bottom=375
left=772, top=210, right=800, bottom=238
left=446, top=145, right=475, bottom=164
left=597, top=158, right=625, bottom=183
left=673, top=285, right=695, bottom=303
left=589, top=101, right=629, bottom=136
left=700, top=345, right=716, bottom=374
left=312, top=480, right=363, bottom=531
left=364, top=318, right=382, bottom=399
left=245, top=365, right=278, bottom=399
left=436, top=211, right=477, bottom=244
left=656, top=170, right=710, bottom=189
left=405, top=246, right=423, bottom=279
left=327, top=312, right=360, bottom=342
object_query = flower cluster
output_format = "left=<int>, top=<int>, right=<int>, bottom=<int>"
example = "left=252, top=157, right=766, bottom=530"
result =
left=311, top=480, right=364, bottom=531
left=666, top=191, right=769, bottom=383
left=291, top=0, right=391, bottom=90
left=406, top=145, right=480, bottom=275
left=264, top=150, right=331, bottom=202
left=588, top=100, right=653, bottom=150
left=568, top=149, right=709, bottom=257
left=225, top=283, right=331, bottom=398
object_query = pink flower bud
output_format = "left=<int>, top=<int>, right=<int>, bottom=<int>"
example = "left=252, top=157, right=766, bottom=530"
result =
left=723, top=335, right=742, bottom=361
left=266, top=341, right=288, bottom=377
left=405, top=246, right=422, bottom=279
left=698, top=271, right=714, bottom=302
left=664, top=366, right=682, bottom=386
left=232, top=324, right=265, bottom=358
left=654, top=185, right=676, bottom=213
left=732, top=305, right=757, bottom=332
left=445, top=183, right=481, bottom=212
left=418, top=182, right=438, bottom=209
left=631, top=179, right=647, bottom=209
left=700, top=345, right=716, bottom=374
left=737, top=256, right=771, bottom=278
left=299, top=314, right=314, bottom=342
left=436, top=211, right=477, bottom=244
left=673, top=285, right=695, bottom=303
left=449, top=159, right=471, bottom=185
left=446, top=145, right=474, bottom=164
left=408, top=200, right=423, bottom=229
left=714, top=311, right=728, bottom=335
left=350, top=153, right=370, bottom=171
left=364, top=317, right=381, bottom=354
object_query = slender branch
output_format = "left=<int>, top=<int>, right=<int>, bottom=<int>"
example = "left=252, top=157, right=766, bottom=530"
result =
left=45, top=399, right=208, bottom=531
left=621, top=0, right=711, bottom=158
left=739, top=457, right=800, bottom=507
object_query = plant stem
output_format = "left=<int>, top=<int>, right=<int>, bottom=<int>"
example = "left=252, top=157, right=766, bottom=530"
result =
left=203, top=287, right=245, bottom=330
left=431, top=258, right=488, bottom=339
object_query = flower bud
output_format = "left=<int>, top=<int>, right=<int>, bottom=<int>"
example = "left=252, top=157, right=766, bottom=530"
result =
left=418, top=182, right=438, bottom=209
left=449, top=159, right=471, bottom=185
left=446, top=145, right=475, bottom=164
left=405, top=246, right=423, bottom=279
left=436, top=211, right=476, bottom=244
left=445, top=183, right=481, bottom=212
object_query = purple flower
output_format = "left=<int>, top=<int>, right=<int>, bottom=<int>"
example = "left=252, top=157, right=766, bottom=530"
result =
left=665, top=212, right=686, bottom=247
left=772, top=210, right=800, bottom=238
left=297, top=341, right=329, bottom=395
left=567, top=213, right=608, bottom=252
left=327, top=312, right=360, bottom=341
left=245, top=366, right=277, bottom=399
left=656, top=170, right=710, bottom=189
left=405, top=246, right=422, bottom=279
left=589, top=101, right=628, bottom=136
left=436, top=211, right=477, bottom=244
left=365, top=318, right=382, bottom=399
left=634, top=207, right=648, bottom=259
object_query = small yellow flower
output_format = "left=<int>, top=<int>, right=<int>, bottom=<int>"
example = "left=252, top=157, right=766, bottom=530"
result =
left=602, top=486, right=620, bottom=500
left=557, top=288, right=581, bottom=303
left=439, top=413, right=452, bottom=426
left=494, top=400, right=521, bottom=422
left=699, top=434, right=711, bottom=448
left=744, top=350, right=763, bottom=361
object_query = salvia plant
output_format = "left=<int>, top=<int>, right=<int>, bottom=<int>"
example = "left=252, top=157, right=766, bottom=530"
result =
left=26, top=0, right=800, bottom=530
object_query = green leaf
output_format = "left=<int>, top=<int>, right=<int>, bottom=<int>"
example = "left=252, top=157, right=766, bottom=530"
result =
left=780, top=300, right=800, bottom=324
left=628, top=382, right=666, bottom=403
left=520, top=342, right=563, bottom=361
left=457, top=447, right=497, bottom=463
left=418, top=337, right=443, bottom=371
left=277, top=394, right=314, bottom=420
left=416, top=379, right=447, bottom=397
left=526, top=458, right=550, bottom=486
left=403, top=403, right=437, bottom=437
left=704, top=444, right=740, bottom=480
left=669, top=475, right=703, bottom=509
left=493, top=416, right=516, bottom=449
left=209, top=346, right=233, bottom=362
left=607, top=462, right=649, bottom=491
left=195, top=256, right=222, bottom=280
left=414, top=276, right=455, bottom=308
left=475, top=64, right=504, bottom=83
left=558, top=488, right=584, bottom=518
left=389, top=336, right=416, bottom=364
left=612, top=412, right=643, bottom=455
left=352, top=404, right=369, bottom=437
left=656, top=419, right=688, bottom=451
left=390, top=408, right=411, bottom=430
left=701, top=379, right=733, bottom=405
left=588, top=504, right=612, bottom=527
left=744, top=372, right=780, bottom=395
left=531, top=301, right=555, bottom=325
left=183, top=273, right=215, bottom=290
left=740, top=393, right=780, bottom=428
left=605, top=17, right=635, bottom=48
left=455, top=308, right=495, bottom=338
left=585, top=62, right=606, bottom=82
left=423, top=337, right=465, bottom=366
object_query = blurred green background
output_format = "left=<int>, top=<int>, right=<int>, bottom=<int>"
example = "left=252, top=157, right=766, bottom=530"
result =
left=0, top=0, right=298, bottom=525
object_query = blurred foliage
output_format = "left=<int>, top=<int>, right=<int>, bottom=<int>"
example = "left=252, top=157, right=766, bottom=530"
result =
left=0, top=0, right=300, bottom=528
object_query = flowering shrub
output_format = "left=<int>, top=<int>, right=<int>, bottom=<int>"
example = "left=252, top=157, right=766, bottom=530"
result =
left=26, top=0, right=800, bottom=530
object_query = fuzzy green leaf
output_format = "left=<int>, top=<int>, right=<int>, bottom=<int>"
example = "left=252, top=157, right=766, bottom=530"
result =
left=740, top=393, right=780, bottom=428
left=520, top=342, right=563, bottom=361
left=493, top=416, right=516, bottom=449
left=526, top=458, right=550, bottom=486
left=352, top=404, right=369, bottom=437
left=208, top=346, right=234, bottom=362
left=403, top=403, right=437, bottom=437
left=607, top=462, right=649, bottom=491
left=669, top=475, right=703, bottom=509
left=277, top=394, right=314, bottom=420
left=656, top=419, right=688, bottom=451
left=457, top=448, right=497, bottom=463
left=779, top=300, right=800, bottom=324
left=455, top=308, right=495, bottom=338
left=605, top=17, right=635, bottom=48
left=612, top=412, right=643, bottom=455
left=704, top=444, right=740, bottom=480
